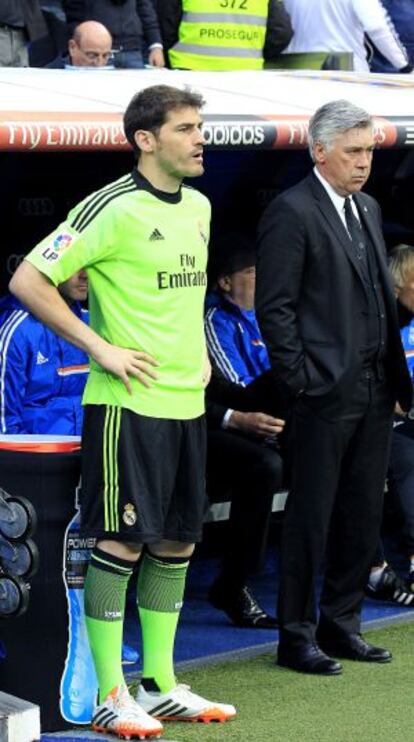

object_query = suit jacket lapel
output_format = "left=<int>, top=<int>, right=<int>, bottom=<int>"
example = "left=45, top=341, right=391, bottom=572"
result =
left=353, top=193, right=386, bottom=269
left=309, top=174, right=368, bottom=289
left=353, top=192, right=397, bottom=308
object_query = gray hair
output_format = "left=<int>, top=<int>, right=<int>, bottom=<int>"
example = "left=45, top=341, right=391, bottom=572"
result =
left=308, top=99, right=373, bottom=162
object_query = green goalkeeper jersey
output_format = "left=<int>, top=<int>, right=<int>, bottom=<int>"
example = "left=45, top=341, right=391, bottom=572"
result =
left=26, top=171, right=211, bottom=420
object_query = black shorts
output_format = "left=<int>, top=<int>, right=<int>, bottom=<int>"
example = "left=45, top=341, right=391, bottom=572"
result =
left=80, top=405, right=207, bottom=544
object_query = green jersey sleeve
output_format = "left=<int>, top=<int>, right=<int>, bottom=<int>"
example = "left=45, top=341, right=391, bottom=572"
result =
left=25, top=199, right=116, bottom=285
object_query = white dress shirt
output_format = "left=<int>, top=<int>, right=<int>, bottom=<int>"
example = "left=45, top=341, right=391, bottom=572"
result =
left=313, top=166, right=360, bottom=232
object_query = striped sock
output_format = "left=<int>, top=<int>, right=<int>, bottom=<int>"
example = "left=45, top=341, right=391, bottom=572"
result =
left=84, top=547, right=134, bottom=703
left=137, top=553, right=189, bottom=693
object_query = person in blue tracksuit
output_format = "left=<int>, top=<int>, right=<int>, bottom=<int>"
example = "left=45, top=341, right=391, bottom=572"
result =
left=205, top=282, right=270, bottom=387
left=0, top=269, right=89, bottom=435
left=204, top=239, right=285, bottom=629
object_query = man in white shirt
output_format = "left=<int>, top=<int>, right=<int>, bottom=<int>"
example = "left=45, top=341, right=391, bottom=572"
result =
left=283, top=0, right=412, bottom=72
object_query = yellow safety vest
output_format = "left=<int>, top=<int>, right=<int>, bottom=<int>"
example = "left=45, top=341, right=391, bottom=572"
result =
left=169, top=0, right=268, bottom=71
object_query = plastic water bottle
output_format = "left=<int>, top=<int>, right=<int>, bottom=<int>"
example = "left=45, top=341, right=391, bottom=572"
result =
left=59, top=488, right=98, bottom=724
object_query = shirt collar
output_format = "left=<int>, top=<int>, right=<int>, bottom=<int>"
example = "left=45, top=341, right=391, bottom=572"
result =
left=313, top=166, right=348, bottom=215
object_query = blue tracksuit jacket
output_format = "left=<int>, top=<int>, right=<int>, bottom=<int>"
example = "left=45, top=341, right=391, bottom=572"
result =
left=0, top=295, right=89, bottom=434
left=204, top=292, right=270, bottom=386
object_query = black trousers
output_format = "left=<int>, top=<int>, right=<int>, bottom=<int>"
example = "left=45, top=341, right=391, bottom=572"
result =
left=278, top=371, right=394, bottom=646
left=388, top=420, right=414, bottom=557
left=207, top=429, right=284, bottom=591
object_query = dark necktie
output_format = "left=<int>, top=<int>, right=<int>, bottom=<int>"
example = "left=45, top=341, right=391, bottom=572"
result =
left=344, top=197, right=366, bottom=262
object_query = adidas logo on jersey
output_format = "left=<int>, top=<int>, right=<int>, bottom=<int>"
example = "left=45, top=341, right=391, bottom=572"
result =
left=36, top=351, right=49, bottom=365
left=149, top=228, right=165, bottom=241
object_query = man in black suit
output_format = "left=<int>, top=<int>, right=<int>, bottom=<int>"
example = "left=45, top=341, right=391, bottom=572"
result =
left=256, top=99, right=412, bottom=675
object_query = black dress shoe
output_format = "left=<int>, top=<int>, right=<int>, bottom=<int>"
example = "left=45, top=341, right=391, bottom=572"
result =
left=318, top=633, right=392, bottom=663
left=277, top=642, right=342, bottom=675
left=208, top=583, right=278, bottom=628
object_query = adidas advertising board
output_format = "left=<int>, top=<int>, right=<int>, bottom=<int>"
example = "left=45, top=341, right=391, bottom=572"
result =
left=1, top=68, right=414, bottom=153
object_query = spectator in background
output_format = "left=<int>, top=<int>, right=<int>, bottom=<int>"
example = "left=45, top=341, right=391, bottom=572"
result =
left=282, top=0, right=412, bottom=73
left=157, top=0, right=293, bottom=70
left=46, top=20, right=113, bottom=67
left=63, top=0, right=164, bottom=69
left=0, top=0, right=48, bottom=66
left=205, top=241, right=284, bottom=629
left=0, top=270, right=89, bottom=434
left=370, top=0, right=414, bottom=72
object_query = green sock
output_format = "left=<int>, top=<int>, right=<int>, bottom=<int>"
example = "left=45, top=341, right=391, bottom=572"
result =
left=84, top=547, right=134, bottom=702
left=137, top=553, right=189, bottom=693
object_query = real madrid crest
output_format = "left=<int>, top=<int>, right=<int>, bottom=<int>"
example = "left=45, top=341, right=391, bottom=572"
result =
left=198, top=221, right=208, bottom=245
left=123, top=503, right=137, bottom=526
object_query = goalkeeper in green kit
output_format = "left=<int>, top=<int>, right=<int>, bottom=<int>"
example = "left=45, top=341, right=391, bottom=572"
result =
left=10, top=84, right=236, bottom=740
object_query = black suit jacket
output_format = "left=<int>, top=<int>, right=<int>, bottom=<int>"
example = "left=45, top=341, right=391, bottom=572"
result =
left=256, top=171, right=412, bottom=415
left=205, top=368, right=286, bottom=430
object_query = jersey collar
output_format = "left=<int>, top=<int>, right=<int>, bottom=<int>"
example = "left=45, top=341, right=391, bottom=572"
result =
left=132, top=169, right=182, bottom=204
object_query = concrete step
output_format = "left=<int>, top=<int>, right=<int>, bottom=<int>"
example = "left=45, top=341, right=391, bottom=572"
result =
left=0, top=691, right=40, bottom=742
